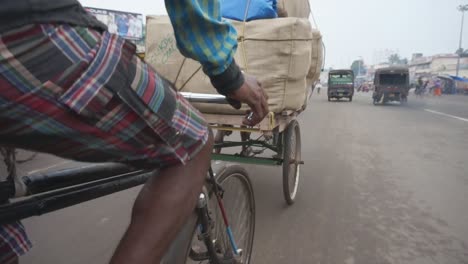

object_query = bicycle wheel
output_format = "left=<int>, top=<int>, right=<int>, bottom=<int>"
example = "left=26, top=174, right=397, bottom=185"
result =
left=282, top=119, right=301, bottom=205
left=186, top=165, right=255, bottom=264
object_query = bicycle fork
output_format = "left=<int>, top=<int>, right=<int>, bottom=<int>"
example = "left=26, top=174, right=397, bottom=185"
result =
left=191, top=168, right=242, bottom=264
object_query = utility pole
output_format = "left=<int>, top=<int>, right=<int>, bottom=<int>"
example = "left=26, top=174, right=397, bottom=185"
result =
left=358, top=62, right=361, bottom=77
left=456, top=4, right=468, bottom=77
left=357, top=56, right=363, bottom=77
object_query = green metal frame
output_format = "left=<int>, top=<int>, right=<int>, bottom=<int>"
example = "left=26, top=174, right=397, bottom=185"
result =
left=212, top=153, right=282, bottom=166
left=212, top=135, right=284, bottom=166
left=214, top=140, right=279, bottom=152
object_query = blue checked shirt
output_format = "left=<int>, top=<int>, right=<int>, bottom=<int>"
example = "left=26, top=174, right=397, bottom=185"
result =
left=165, top=0, right=239, bottom=77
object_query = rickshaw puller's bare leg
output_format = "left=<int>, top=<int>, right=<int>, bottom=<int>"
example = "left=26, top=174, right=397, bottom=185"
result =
left=109, top=132, right=214, bottom=264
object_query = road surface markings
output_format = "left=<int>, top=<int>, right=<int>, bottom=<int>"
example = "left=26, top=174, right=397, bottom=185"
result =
left=424, top=109, right=468, bottom=123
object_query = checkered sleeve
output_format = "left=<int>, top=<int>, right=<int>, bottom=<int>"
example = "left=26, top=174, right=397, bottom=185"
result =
left=164, top=0, right=238, bottom=76
left=0, top=222, right=32, bottom=262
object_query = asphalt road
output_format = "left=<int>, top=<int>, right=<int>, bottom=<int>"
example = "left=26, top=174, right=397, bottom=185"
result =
left=17, top=91, right=468, bottom=264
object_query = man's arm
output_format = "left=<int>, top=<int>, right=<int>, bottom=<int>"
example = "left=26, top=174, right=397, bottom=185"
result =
left=165, top=0, right=243, bottom=96
left=165, top=0, right=268, bottom=125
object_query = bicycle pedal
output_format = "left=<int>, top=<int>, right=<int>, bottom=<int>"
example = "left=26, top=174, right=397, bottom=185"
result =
left=252, top=149, right=264, bottom=155
left=197, top=230, right=210, bottom=241
left=240, top=147, right=253, bottom=157
left=189, top=248, right=210, bottom=261
left=220, top=255, right=243, bottom=264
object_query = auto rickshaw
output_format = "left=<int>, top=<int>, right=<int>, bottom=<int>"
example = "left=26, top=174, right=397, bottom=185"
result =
left=373, top=66, right=409, bottom=105
left=328, top=69, right=354, bottom=102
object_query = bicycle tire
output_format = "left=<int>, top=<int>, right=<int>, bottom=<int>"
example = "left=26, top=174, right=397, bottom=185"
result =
left=163, top=165, right=255, bottom=264
left=282, top=120, right=301, bottom=205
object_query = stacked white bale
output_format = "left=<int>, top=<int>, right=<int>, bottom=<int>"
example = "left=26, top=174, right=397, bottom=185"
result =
left=145, top=15, right=322, bottom=114
left=277, top=0, right=311, bottom=18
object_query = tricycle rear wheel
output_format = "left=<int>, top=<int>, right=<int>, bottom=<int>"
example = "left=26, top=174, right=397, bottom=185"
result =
left=282, top=119, right=301, bottom=205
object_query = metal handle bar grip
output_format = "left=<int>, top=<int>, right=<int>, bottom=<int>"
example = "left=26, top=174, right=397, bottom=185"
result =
left=181, top=92, right=253, bottom=121
left=180, top=92, right=228, bottom=104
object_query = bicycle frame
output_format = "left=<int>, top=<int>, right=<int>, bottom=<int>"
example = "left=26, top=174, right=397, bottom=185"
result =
left=0, top=164, right=152, bottom=225
left=1, top=163, right=241, bottom=263
left=0, top=164, right=245, bottom=264
left=189, top=168, right=241, bottom=264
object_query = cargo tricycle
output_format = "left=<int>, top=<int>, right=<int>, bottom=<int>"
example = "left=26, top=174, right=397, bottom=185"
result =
left=182, top=92, right=304, bottom=205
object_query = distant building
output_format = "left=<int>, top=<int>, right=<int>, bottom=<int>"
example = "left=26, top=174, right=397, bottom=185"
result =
left=409, top=55, right=432, bottom=81
left=409, top=53, right=468, bottom=82
left=411, top=53, right=423, bottom=61
left=372, top=49, right=399, bottom=65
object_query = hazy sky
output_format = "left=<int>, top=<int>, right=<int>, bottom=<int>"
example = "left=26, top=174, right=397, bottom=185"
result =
left=81, top=0, right=468, bottom=68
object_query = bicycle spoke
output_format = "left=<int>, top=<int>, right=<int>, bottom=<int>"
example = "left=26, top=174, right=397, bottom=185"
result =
left=186, top=167, right=254, bottom=264
left=289, top=129, right=297, bottom=194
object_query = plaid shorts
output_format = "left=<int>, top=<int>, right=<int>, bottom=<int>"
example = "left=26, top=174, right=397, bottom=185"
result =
left=0, top=24, right=209, bottom=167
left=0, top=222, right=32, bottom=263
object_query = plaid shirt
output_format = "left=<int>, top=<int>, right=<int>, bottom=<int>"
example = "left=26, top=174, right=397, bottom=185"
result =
left=0, top=222, right=32, bottom=262
left=0, top=23, right=210, bottom=260
left=0, top=24, right=208, bottom=166
left=166, top=0, right=238, bottom=76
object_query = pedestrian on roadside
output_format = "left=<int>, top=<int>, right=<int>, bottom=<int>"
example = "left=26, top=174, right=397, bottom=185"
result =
left=416, top=77, right=423, bottom=95
left=417, top=79, right=428, bottom=97
left=315, top=80, right=322, bottom=94
left=418, top=77, right=423, bottom=87
left=434, top=79, right=442, bottom=96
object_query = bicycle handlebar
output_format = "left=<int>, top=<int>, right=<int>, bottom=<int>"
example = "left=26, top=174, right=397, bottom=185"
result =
left=180, top=92, right=251, bottom=120
left=180, top=92, right=228, bottom=104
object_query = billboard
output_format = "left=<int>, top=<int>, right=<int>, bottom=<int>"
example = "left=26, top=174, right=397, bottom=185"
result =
left=85, top=7, right=144, bottom=41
